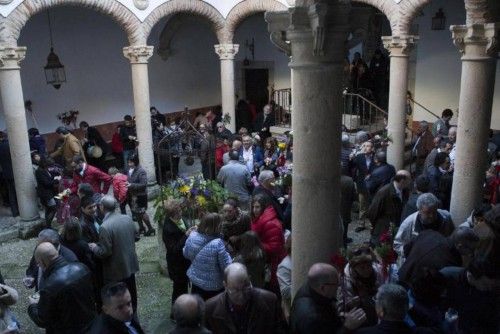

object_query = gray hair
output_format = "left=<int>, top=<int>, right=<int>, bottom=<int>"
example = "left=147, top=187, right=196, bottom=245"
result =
left=258, top=170, right=275, bottom=184
left=100, top=195, right=117, bottom=212
left=38, top=228, right=60, bottom=248
left=419, top=120, right=429, bottom=129
left=342, top=133, right=350, bottom=144
left=375, top=284, right=409, bottom=321
left=355, top=131, right=369, bottom=144
left=416, top=193, right=440, bottom=210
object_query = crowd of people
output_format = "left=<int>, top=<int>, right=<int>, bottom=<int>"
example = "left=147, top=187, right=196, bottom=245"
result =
left=0, top=99, right=500, bottom=334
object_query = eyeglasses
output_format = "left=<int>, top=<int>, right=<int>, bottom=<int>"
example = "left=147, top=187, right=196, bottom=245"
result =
left=352, top=248, right=371, bottom=256
left=227, top=283, right=252, bottom=295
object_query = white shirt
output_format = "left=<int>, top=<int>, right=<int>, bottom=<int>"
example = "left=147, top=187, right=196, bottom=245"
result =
left=128, top=168, right=134, bottom=177
left=242, top=146, right=254, bottom=172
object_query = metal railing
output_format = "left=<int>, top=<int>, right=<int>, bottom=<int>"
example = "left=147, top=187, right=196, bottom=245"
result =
left=342, top=89, right=388, bottom=135
left=271, top=88, right=291, bottom=126
left=407, top=95, right=441, bottom=120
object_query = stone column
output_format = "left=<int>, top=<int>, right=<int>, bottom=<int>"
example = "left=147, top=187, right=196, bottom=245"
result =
left=214, top=44, right=239, bottom=132
left=123, top=46, right=156, bottom=184
left=382, top=36, right=418, bottom=170
left=450, top=23, right=498, bottom=224
left=267, top=2, right=349, bottom=294
left=0, top=47, right=39, bottom=221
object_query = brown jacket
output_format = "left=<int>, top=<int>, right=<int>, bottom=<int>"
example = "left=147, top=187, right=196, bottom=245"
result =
left=205, top=288, right=287, bottom=334
left=51, top=133, right=85, bottom=168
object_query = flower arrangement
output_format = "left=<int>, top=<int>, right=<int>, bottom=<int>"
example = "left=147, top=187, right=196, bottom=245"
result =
left=57, top=110, right=79, bottom=128
left=154, top=173, right=228, bottom=223
left=222, top=113, right=231, bottom=125
left=374, top=225, right=398, bottom=281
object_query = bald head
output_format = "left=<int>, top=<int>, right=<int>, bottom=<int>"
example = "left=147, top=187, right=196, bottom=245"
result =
left=173, top=294, right=204, bottom=328
left=35, top=242, right=59, bottom=270
left=308, top=263, right=338, bottom=290
left=224, top=262, right=249, bottom=283
left=100, top=195, right=116, bottom=213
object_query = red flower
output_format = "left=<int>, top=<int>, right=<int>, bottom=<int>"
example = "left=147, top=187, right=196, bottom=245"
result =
left=379, top=231, right=392, bottom=244
left=330, top=253, right=347, bottom=272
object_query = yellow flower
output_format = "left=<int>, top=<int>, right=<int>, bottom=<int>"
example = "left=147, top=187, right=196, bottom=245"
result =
left=278, top=142, right=286, bottom=150
left=196, top=195, right=207, bottom=207
left=179, top=185, right=191, bottom=195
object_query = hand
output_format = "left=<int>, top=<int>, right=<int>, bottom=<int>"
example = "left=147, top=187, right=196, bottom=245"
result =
left=345, top=296, right=361, bottom=310
left=186, top=226, right=197, bottom=236
left=262, top=127, right=267, bottom=132
left=126, top=182, right=131, bottom=188
left=88, top=243, right=97, bottom=251
left=278, top=197, right=285, bottom=205
left=22, top=276, right=35, bottom=289
left=28, top=293, right=40, bottom=305
left=343, top=307, right=367, bottom=330
left=53, top=176, right=61, bottom=181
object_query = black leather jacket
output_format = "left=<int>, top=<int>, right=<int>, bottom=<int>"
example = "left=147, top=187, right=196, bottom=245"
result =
left=28, top=256, right=96, bottom=334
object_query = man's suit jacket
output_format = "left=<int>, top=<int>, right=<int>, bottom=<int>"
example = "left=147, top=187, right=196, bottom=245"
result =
left=93, top=212, right=139, bottom=283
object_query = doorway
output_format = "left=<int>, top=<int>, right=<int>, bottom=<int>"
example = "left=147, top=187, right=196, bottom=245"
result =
left=245, top=68, right=269, bottom=115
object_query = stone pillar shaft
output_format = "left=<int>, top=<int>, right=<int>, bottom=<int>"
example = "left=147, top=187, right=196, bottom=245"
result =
left=123, top=46, right=156, bottom=184
left=382, top=36, right=417, bottom=170
left=450, top=23, right=498, bottom=224
left=269, top=3, right=349, bottom=294
left=214, top=44, right=239, bottom=133
left=0, top=47, right=39, bottom=221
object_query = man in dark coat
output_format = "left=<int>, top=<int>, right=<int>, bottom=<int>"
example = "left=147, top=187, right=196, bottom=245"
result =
left=28, top=242, right=95, bottom=334
left=365, top=151, right=396, bottom=196
left=253, top=104, right=276, bottom=142
left=0, top=132, right=19, bottom=217
left=89, top=196, right=140, bottom=312
left=87, top=282, right=144, bottom=334
left=290, top=263, right=366, bottom=334
left=28, top=127, right=47, bottom=156
left=205, top=263, right=287, bottom=334
left=398, top=228, right=479, bottom=285
left=25, top=229, right=79, bottom=291
left=356, top=284, right=434, bottom=334
left=351, top=141, right=375, bottom=230
left=412, top=121, right=435, bottom=176
left=341, top=173, right=357, bottom=245
left=440, top=260, right=499, bottom=334
left=401, top=175, right=430, bottom=221
left=366, top=170, right=411, bottom=245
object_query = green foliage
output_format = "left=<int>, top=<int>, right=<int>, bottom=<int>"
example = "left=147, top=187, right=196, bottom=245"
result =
left=154, top=173, right=228, bottom=224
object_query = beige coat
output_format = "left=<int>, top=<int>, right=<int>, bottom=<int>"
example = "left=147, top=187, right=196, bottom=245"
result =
left=51, top=133, right=85, bottom=168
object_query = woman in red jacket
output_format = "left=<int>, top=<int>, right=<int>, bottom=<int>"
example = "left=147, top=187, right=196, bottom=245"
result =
left=251, top=194, right=286, bottom=296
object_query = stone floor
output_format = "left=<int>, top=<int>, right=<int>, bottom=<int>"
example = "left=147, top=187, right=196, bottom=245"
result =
left=0, top=195, right=370, bottom=334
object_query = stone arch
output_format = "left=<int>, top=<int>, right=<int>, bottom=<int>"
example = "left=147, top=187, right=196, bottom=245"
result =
left=223, top=0, right=287, bottom=43
left=0, top=0, right=143, bottom=46
left=352, top=0, right=399, bottom=35
left=142, top=0, right=226, bottom=43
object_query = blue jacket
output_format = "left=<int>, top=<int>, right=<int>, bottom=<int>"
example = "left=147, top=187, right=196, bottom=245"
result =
left=239, top=145, right=264, bottom=169
left=183, top=231, right=232, bottom=291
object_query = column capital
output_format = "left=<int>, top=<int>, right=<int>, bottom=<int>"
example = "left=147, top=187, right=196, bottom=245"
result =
left=382, top=35, right=418, bottom=57
left=214, top=44, right=239, bottom=60
left=0, top=46, right=27, bottom=69
left=123, top=45, right=154, bottom=64
left=451, top=23, right=499, bottom=59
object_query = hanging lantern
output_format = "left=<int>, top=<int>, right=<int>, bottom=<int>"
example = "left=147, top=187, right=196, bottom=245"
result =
left=44, top=47, right=66, bottom=89
left=44, top=10, right=66, bottom=89
left=431, top=8, right=446, bottom=31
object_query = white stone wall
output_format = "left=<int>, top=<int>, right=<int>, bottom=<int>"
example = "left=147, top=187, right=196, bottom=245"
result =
left=412, top=0, right=500, bottom=129
left=0, top=7, right=289, bottom=133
